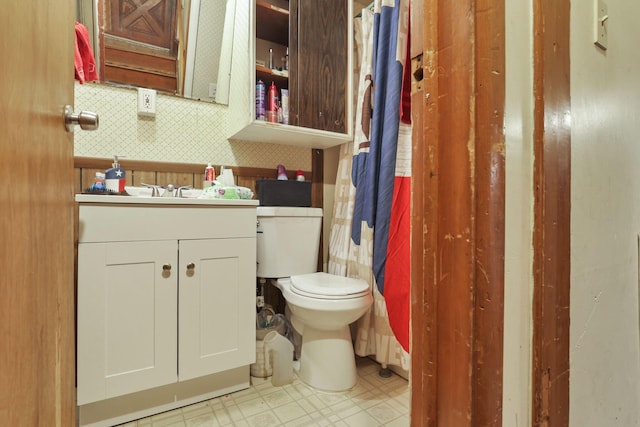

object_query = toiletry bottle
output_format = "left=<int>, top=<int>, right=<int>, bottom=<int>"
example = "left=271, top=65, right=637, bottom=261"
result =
left=267, top=82, right=278, bottom=122
left=283, top=48, right=289, bottom=71
left=204, top=163, right=215, bottom=187
left=281, top=89, right=289, bottom=125
left=256, top=80, right=266, bottom=120
left=91, top=172, right=106, bottom=191
left=105, top=155, right=126, bottom=193
left=277, top=164, right=288, bottom=180
left=296, top=170, right=305, bottom=181
left=269, top=48, right=274, bottom=69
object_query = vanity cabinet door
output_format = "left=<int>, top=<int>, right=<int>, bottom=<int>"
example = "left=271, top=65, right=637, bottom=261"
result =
left=178, top=238, right=256, bottom=381
left=77, top=240, right=178, bottom=405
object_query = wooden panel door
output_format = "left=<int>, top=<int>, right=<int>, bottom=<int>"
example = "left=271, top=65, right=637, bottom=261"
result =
left=0, top=0, right=76, bottom=424
left=178, top=238, right=256, bottom=381
left=77, top=241, right=178, bottom=404
left=102, top=0, right=179, bottom=92
left=107, top=0, right=177, bottom=48
left=290, top=0, right=348, bottom=133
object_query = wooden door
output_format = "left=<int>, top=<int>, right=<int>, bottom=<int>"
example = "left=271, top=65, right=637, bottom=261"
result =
left=101, top=0, right=179, bottom=93
left=290, top=0, right=348, bottom=133
left=0, top=0, right=76, bottom=425
left=178, top=238, right=256, bottom=381
left=76, top=241, right=178, bottom=404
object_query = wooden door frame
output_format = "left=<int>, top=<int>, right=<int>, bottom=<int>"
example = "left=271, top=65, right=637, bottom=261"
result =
left=531, top=0, right=571, bottom=425
left=410, top=1, right=506, bottom=425
left=410, top=0, right=571, bottom=425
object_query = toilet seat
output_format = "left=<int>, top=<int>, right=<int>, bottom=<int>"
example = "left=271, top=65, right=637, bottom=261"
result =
left=289, top=272, right=370, bottom=300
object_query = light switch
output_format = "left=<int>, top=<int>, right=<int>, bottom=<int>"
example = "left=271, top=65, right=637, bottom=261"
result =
left=137, top=88, right=156, bottom=117
left=595, top=0, right=608, bottom=50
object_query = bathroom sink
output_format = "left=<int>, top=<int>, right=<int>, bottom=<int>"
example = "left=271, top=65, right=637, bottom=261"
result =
left=75, top=187, right=258, bottom=206
left=124, top=186, right=202, bottom=198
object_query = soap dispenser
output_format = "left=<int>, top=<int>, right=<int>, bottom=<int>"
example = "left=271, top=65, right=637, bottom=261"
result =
left=105, top=155, right=126, bottom=193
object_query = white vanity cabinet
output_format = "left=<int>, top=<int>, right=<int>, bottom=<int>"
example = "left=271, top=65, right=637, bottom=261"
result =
left=178, top=237, right=256, bottom=381
left=77, top=240, right=179, bottom=404
left=76, top=195, right=258, bottom=427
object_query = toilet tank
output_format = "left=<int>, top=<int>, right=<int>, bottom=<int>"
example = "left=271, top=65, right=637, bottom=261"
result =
left=256, top=206, right=323, bottom=278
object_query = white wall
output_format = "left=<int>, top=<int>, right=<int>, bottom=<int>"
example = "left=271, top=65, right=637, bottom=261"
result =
left=504, top=0, right=534, bottom=424
left=570, top=1, right=640, bottom=425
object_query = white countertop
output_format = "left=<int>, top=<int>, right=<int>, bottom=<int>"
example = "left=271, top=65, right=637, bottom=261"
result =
left=75, top=194, right=259, bottom=206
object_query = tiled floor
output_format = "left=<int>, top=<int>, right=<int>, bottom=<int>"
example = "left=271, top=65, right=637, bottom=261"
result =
left=117, top=357, right=410, bottom=427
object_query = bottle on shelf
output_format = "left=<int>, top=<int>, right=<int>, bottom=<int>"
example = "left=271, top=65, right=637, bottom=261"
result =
left=283, top=48, right=289, bottom=71
left=267, top=81, right=278, bottom=123
left=281, top=89, right=289, bottom=125
left=256, top=80, right=266, bottom=121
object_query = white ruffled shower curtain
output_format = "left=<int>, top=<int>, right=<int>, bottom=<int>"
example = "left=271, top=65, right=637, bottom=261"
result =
left=328, top=0, right=411, bottom=372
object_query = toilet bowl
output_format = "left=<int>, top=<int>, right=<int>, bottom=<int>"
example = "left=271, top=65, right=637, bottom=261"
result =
left=256, top=207, right=373, bottom=392
left=274, top=272, right=372, bottom=392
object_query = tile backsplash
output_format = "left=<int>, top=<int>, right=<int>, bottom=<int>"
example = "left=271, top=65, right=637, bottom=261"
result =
left=73, top=82, right=311, bottom=171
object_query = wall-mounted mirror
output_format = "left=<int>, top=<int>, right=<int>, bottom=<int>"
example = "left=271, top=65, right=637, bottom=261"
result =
left=76, top=0, right=236, bottom=105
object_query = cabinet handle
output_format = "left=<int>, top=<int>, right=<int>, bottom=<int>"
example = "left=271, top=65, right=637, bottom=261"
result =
left=162, top=264, right=172, bottom=271
left=186, top=262, right=195, bottom=271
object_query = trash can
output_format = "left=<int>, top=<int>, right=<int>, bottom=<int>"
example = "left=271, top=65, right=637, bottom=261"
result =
left=251, top=312, right=287, bottom=378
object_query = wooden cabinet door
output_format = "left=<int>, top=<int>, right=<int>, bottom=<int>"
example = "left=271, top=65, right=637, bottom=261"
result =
left=77, top=241, right=178, bottom=405
left=178, top=238, right=256, bottom=381
left=290, top=0, right=348, bottom=133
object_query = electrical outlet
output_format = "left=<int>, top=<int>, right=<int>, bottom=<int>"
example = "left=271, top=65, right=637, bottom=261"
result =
left=208, top=83, right=217, bottom=98
left=595, top=0, right=608, bottom=50
left=137, top=88, right=156, bottom=117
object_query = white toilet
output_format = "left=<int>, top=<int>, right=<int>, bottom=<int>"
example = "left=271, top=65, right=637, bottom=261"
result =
left=256, top=206, right=373, bottom=392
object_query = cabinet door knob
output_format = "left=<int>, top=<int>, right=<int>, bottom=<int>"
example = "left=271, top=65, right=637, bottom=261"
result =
left=186, top=262, right=196, bottom=270
left=162, top=264, right=172, bottom=271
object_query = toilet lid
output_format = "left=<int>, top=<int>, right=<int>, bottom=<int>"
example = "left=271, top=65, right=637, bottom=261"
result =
left=289, top=272, right=370, bottom=299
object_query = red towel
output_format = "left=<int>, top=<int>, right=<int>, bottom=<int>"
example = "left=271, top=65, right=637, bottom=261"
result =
left=74, top=22, right=99, bottom=84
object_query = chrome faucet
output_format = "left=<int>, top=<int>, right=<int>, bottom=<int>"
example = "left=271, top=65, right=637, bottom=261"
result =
left=176, top=186, right=193, bottom=198
left=141, top=183, right=191, bottom=197
left=162, top=184, right=175, bottom=197
left=141, top=183, right=161, bottom=197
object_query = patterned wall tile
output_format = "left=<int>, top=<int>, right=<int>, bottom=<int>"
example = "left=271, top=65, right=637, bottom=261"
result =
left=73, top=82, right=311, bottom=171
left=75, top=36, right=308, bottom=170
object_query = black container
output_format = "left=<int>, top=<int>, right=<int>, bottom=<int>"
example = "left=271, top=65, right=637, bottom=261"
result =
left=256, top=179, right=312, bottom=207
